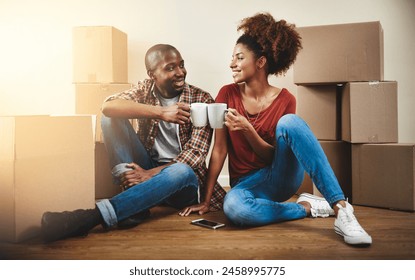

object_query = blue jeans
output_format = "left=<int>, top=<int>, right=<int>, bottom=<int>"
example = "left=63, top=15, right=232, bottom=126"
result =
left=223, top=114, right=345, bottom=226
left=96, top=116, right=199, bottom=227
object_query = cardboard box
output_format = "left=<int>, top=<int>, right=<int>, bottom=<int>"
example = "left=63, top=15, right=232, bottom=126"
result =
left=75, top=83, right=132, bottom=142
left=95, top=142, right=121, bottom=199
left=0, top=116, right=96, bottom=242
left=73, top=26, right=128, bottom=83
left=296, top=85, right=341, bottom=140
left=352, top=144, right=415, bottom=211
left=341, top=81, right=398, bottom=143
left=298, top=141, right=352, bottom=201
left=294, top=21, right=384, bottom=84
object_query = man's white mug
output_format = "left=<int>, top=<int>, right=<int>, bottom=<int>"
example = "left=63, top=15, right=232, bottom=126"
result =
left=208, top=103, right=228, bottom=129
left=190, top=103, right=208, bottom=127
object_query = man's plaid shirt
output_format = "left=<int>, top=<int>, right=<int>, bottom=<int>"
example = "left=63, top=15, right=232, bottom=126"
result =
left=105, top=79, right=226, bottom=210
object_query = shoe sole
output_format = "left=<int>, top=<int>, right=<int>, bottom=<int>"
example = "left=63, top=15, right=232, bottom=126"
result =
left=298, top=193, right=326, bottom=201
left=297, top=193, right=335, bottom=216
left=334, top=226, right=372, bottom=245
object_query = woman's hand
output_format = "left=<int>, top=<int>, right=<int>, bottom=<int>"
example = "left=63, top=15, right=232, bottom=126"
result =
left=178, top=202, right=210, bottom=216
left=225, top=108, right=252, bottom=132
left=225, top=108, right=275, bottom=164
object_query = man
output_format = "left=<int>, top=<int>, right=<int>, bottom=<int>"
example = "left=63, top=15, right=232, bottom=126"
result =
left=41, top=44, right=226, bottom=242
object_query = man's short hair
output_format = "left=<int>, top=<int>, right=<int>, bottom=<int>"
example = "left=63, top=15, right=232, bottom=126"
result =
left=145, top=44, right=178, bottom=71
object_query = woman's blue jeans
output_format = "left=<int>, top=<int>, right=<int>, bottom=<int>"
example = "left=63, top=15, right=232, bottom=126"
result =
left=223, top=114, right=345, bottom=226
left=96, top=116, right=199, bottom=227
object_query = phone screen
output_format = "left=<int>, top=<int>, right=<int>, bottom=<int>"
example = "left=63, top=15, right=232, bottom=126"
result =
left=197, top=220, right=220, bottom=227
left=191, top=219, right=225, bottom=229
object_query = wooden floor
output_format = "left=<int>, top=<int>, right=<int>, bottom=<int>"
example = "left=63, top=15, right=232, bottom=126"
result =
left=1, top=195, right=415, bottom=260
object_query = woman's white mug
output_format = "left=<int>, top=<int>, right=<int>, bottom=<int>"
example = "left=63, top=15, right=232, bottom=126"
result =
left=190, top=103, right=208, bottom=127
left=208, top=103, right=228, bottom=129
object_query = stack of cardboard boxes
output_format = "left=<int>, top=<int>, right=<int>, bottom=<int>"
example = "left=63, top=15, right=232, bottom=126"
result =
left=0, top=26, right=131, bottom=243
left=294, top=21, right=414, bottom=211
left=0, top=116, right=96, bottom=242
left=73, top=26, right=131, bottom=200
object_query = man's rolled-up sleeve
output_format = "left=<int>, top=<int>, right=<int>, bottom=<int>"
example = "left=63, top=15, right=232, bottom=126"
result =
left=174, top=125, right=213, bottom=169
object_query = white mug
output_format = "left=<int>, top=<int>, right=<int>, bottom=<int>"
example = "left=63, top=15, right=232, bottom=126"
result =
left=208, top=103, right=228, bottom=129
left=190, top=103, right=208, bottom=127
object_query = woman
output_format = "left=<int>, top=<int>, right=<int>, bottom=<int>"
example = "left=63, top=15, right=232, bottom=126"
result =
left=180, top=13, right=372, bottom=246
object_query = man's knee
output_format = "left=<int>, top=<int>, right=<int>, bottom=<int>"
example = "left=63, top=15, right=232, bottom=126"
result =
left=100, top=115, right=112, bottom=130
left=162, top=163, right=198, bottom=185
left=101, top=115, right=128, bottom=130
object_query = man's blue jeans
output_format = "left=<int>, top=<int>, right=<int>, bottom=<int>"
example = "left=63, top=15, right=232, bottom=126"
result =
left=96, top=116, right=199, bottom=228
left=223, top=114, right=345, bottom=226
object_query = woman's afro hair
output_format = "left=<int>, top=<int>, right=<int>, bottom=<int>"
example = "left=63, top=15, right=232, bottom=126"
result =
left=237, top=12, right=302, bottom=76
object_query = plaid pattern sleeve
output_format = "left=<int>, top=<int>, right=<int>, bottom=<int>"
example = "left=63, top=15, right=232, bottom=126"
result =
left=104, top=80, right=153, bottom=103
left=103, top=79, right=158, bottom=149
left=175, top=84, right=226, bottom=210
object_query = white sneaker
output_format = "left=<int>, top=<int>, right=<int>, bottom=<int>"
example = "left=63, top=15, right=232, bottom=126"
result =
left=334, top=202, right=372, bottom=246
left=296, top=193, right=335, bottom=218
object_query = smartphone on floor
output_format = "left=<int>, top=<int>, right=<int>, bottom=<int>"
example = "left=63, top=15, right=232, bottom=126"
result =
left=191, top=218, right=225, bottom=229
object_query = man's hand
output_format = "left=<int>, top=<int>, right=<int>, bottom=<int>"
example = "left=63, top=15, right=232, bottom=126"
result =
left=178, top=202, right=210, bottom=216
left=160, top=102, right=190, bottom=125
left=120, top=163, right=158, bottom=189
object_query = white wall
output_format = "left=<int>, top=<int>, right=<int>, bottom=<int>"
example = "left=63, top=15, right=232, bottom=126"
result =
left=1, top=0, right=414, bottom=142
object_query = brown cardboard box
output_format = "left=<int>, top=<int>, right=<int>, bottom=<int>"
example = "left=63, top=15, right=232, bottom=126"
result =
left=341, top=81, right=398, bottom=143
left=73, top=26, right=128, bottom=83
left=95, top=142, right=121, bottom=199
left=75, top=83, right=132, bottom=142
left=299, top=141, right=352, bottom=201
left=352, top=144, right=415, bottom=211
left=296, top=85, right=341, bottom=140
left=0, top=116, right=95, bottom=242
left=294, top=21, right=384, bottom=84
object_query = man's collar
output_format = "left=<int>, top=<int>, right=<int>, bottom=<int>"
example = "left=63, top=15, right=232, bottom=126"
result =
left=150, top=82, right=189, bottom=101
left=150, top=82, right=157, bottom=98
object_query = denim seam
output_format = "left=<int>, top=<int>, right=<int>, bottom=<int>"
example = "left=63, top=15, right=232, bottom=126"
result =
left=240, top=189, right=308, bottom=223
left=242, top=189, right=302, bottom=210
left=279, top=117, right=345, bottom=205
